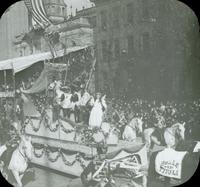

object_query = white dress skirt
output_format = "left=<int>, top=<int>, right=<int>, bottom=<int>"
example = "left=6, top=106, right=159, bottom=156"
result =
left=89, top=99, right=104, bottom=129
left=8, top=149, right=28, bottom=173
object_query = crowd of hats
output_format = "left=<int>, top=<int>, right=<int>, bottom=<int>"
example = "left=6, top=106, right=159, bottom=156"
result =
left=104, top=97, right=200, bottom=136
left=64, top=47, right=93, bottom=88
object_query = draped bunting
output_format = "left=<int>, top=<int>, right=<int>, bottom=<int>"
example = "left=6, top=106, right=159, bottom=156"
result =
left=25, top=116, right=61, bottom=133
left=25, top=115, right=102, bottom=144
left=32, top=143, right=90, bottom=168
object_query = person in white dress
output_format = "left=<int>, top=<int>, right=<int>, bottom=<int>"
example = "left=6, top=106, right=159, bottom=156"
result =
left=89, top=93, right=107, bottom=129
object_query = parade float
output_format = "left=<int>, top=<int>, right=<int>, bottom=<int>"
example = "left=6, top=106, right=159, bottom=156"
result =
left=20, top=48, right=147, bottom=177
left=0, top=44, right=147, bottom=179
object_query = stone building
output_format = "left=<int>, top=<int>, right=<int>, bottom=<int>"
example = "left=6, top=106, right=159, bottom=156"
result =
left=91, top=0, right=200, bottom=100
left=0, top=1, right=30, bottom=60
left=75, top=6, right=97, bottom=28
left=43, top=0, right=67, bottom=23
left=0, top=0, right=69, bottom=60
left=11, top=1, right=93, bottom=57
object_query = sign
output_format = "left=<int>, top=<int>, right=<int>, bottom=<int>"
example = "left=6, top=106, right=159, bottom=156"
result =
left=155, top=148, right=187, bottom=179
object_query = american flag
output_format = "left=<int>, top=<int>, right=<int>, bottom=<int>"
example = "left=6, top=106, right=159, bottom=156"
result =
left=24, top=0, right=52, bottom=29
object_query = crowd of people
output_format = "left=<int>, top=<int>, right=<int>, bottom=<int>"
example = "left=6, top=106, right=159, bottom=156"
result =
left=9, top=73, right=200, bottom=143
left=106, top=97, right=200, bottom=140
left=0, top=77, right=200, bottom=187
left=0, top=50, right=199, bottom=186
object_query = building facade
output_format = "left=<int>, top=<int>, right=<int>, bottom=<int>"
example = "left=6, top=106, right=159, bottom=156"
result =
left=43, top=0, right=67, bottom=23
left=0, top=0, right=69, bottom=60
left=39, top=17, right=94, bottom=52
left=10, top=1, right=93, bottom=56
left=0, top=1, right=30, bottom=60
left=91, top=0, right=200, bottom=100
left=75, top=6, right=97, bottom=29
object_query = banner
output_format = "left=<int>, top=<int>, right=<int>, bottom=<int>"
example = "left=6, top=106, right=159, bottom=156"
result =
left=155, top=148, right=187, bottom=179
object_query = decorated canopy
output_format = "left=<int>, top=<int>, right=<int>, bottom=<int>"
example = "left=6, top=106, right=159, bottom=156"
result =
left=22, top=63, right=67, bottom=94
left=0, top=45, right=88, bottom=73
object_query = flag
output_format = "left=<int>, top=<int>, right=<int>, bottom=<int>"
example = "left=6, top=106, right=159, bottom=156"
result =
left=24, top=0, right=52, bottom=29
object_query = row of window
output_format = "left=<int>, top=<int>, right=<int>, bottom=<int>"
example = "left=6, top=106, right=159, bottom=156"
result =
left=99, top=1, right=149, bottom=31
left=101, top=33, right=150, bottom=60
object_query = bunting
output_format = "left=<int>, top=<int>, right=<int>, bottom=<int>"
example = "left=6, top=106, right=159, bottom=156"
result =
left=24, top=0, right=52, bottom=29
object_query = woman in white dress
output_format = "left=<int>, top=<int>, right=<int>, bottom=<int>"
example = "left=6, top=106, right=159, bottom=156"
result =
left=89, top=93, right=107, bottom=129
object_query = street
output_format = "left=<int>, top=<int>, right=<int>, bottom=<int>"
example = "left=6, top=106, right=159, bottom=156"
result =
left=6, top=166, right=79, bottom=187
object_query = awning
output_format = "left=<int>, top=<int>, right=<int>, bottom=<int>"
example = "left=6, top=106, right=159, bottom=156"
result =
left=0, top=45, right=88, bottom=73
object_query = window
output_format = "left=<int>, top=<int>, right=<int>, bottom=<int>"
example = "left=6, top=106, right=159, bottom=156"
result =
left=127, top=3, right=134, bottom=24
left=114, top=39, right=120, bottom=58
left=100, top=10, right=107, bottom=31
left=62, top=7, right=65, bottom=15
left=142, top=0, right=149, bottom=19
left=141, top=32, right=150, bottom=53
left=90, top=16, right=97, bottom=28
left=127, top=35, right=134, bottom=56
left=102, top=40, right=107, bottom=60
left=57, top=6, right=61, bottom=14
left=113, top=6, right=120, bottom=28
left=28, top=11, right=32, bottom=30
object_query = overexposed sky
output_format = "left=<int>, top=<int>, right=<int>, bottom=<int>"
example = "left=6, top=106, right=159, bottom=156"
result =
left=64, top=0, right=94, bottom=16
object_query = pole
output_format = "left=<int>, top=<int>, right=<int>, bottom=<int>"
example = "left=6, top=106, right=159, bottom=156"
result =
left=86, top=58, right=96, bottom=91
left=4, top=70, right=8, bottom=119
left=3, top=70, right=7, bottom=91
left=43, top=34, right=55, bottom=59
left=64, top=60, right=69, bottom=86
left=11, top=63, right=16, bottom=121
left=44, top=60, right=48, bottom=96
